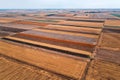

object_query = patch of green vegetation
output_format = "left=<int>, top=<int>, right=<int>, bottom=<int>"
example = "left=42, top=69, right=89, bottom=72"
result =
left=112, top=14, right=120, bottom=18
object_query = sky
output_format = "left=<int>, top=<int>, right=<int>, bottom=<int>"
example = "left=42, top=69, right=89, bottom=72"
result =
left=0, top=0, right=120, bottom=9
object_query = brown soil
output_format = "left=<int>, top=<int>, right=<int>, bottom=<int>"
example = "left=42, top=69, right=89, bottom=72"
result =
left=0, top=56, right=69, bottom=80
left=0, top=26, right=27, bottom=33
left=13, top=33, right=94, bottom=52
left=0, top=23, right=40, bottom=30
left=0, top=18, right=18, bottom=23
left=0, top=32, right=10, bottom=38
left=96, top=48, right=120, bottom=64
left=13, top=20, right=49, bottom=26
left=57, top=21, right=103, bottom=28
left=22, top=30, right=97, bottom=45
left=99, top=32, right=120, bottom=50
left=40, top=24, right=102, bottom=35
left=0, top=40, right=88, bottom=79
left=34, top=28, right=99, bottom=39
left=104, top=20, right=120, bottom=27
left=86, top=59, right=120, bottom=80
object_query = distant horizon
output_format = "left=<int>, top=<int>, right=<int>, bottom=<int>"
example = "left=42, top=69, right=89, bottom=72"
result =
left=0, top=8, right=120, bottom=10
left=0, top=0, right=120, bottom=9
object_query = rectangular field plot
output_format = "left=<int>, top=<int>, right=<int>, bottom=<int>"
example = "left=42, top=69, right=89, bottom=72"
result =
left=22, top=30, right=97, bottom=45
left=99, top=32, right=120, bottom=50
left=3, top=29, right=98, bottom=57
left=66, top=19, right=104, bottom=23
left=0, top=31, right=12, bottom=38
left=13, top=20, right=49, bottom=26
left=86, top=59, right=120, bottom=80
left=4, top=35, right=92, bottom=58
left=56, top=21, right=103, bottom=28
left=0, top=57, right=70, bottom=80
left=38, top=24, right=102, bottom=35
left=34, top=28, right=99, bottom=38
left=0, top=18, right=18, bottom=23
left=96, top=48, right=120, bottom=64
left=0, top=26, right=27, bottom=33
left=0, top=23, right=40, bottom=30
left=104, top=20, right=120, bottom=27
left=0, top=41, right=88, bottom=79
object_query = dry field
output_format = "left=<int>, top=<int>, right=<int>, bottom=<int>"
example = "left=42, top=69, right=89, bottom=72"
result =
left=40, top=24, right=102, bottom=35
left=22, top=30, right=97, bottom=46
left=89, top=13, right=118, bottom=19
left=0, top=31, right=12, bottom=38
left=56, top=21, right=103, bottom=28
left=99, top=25, right=120, bottom=50
left=0, top=56, right=69, bottom=80
left=4, top=33, right=93, bottom=57
left=86, top=20, right=120, bottom=80
left=0, top=40, right=88, bottom=80
left=74, top=15, right=89, bottom=18
left=3, top=26, right=100, bottom=57
left=99, top=32, right=120, bottom=50
left=34, top=28, right=98, bottom=38
left=13, top=20, right=49, bottom=26
left=66, top=18, right=104, bottom=23
left=96, top=48, right=120, bottom=64
left=0, top=11, right=120, bottom=80
left=86, top=59, right=120, bottom=80
left=0, top=26, right=26, bottom=33
left=0, top=18, right=19, bottom=23
left=104, top=20, right=120, bottom=27
left=0, top=23, right=40, bottom=30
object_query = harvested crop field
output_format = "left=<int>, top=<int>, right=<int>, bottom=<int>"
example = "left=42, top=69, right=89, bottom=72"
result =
left=96, top=48, right=120, bottom=64
left=86, top=59, right=120, bottom=80
left=39, top=24, right=102, bottom=35
left=104, top=20, right=120, bottom=27
left=66, top=19, right=105, bottom=23
left=56, top=21, right=103, bottom=28
left=10, top=33, right=94, bottom=53
left=13, top=20, right=49, bottom=26
left=0, top=10, right=120, bottom=80
left=0, top=18, right=19, bottom=23
left=34, top=28, right=99, bottom=38
left=99, top=29, right=120, bottom=50
left=28, top=19, right=59, bottom=23
left=21, top=30, right=97, bottom=45
left=3, top=27, right=100, bottom=57
left=0, top=31, right=12, bottom=38
left=4, top=35, right=92, bottom=57
left=0, top=26, right=27, bottom=33
left=0, top=23, right=40, bottom=30
left=0, top=56, right=70, bottom=80
left=0, top=40, right=88, bottom=80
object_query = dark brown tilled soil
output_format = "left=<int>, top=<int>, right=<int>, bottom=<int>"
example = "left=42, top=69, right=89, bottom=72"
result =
left=99, top=32, right=120, bottom=49
left=0, top=23, right=40, bottom=30
left=23, top=30, right=97, bottom=45
left=13, top=33, right=94, bottom=52
left=53, top=24, right=102, bottom=29
left=0, top=26, right=27, bottom=33
left=0, top=32, right=10, bottom=37
left=38, top=25, right=102, bottom=35
left=66, top=19, right=104, bottom=23
left=103, top=28, right=120, bottom=33
left=96, top=48, right=120, bottom=64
